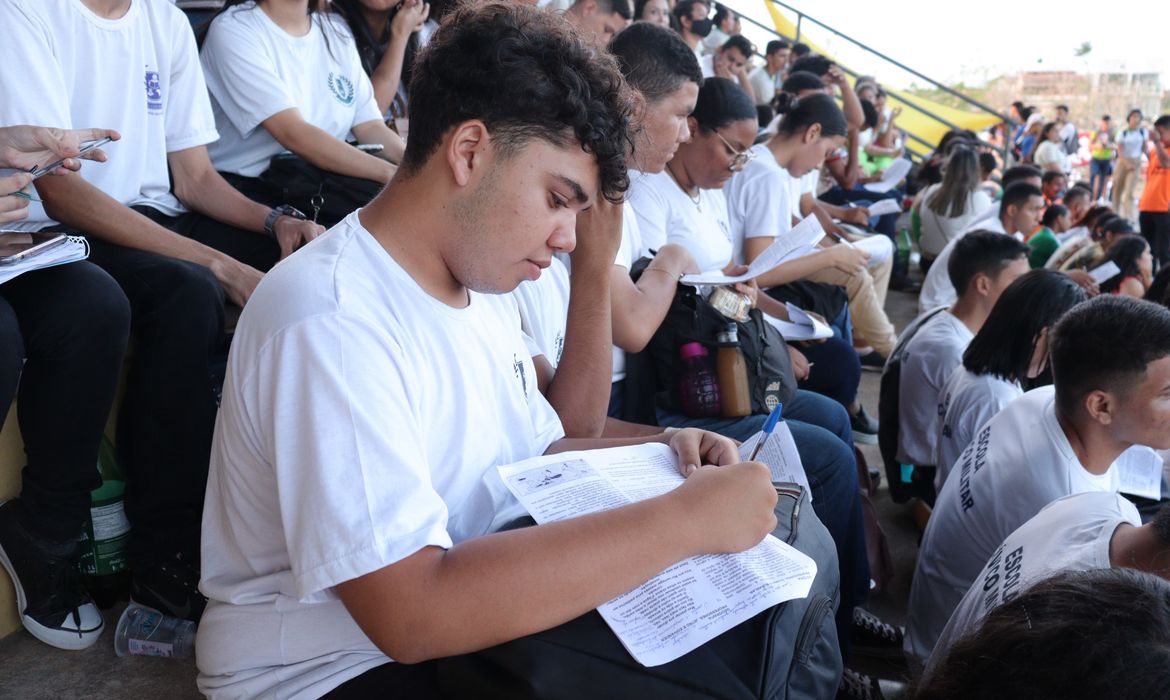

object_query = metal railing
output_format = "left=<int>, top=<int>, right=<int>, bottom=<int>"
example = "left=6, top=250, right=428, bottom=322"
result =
left=735, top=0, right=1014, bottom=162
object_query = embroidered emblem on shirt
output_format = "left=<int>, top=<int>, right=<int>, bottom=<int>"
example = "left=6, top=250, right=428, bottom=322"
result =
left=327, top=72, right=355, bottom=106
left=145, top=70, right=163, bottom=114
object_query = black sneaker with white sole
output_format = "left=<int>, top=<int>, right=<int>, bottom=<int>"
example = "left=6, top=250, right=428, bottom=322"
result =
left=130, top=552, right=206, bottom=623
left=850, top=405, right=879, bottom=445
left=0, top=500, right=104, bottom=650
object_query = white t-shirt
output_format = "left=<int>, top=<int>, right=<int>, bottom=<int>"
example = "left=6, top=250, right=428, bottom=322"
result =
left=197, top=212, right=565, bottom=699
left=0, top=0, right=219, bottom=231
left=1118, top=128, right=1148, bottom=159
left=723, top=144, right=791, bottom=265
left=748, top=65, right=778, bottom=107
left=702, top=27, right=729, bottom=54
left=200, top=2, right=383, bottom=178
left=924, top=491, right=1140, bottom=680
left=935, top=367, right=1022, bottom=491
left=699, top=54, right=716, bottom=79
left=918, top=213, right=1006, bottom=314
left=904, top=386, right=1122, bottom=665
left=612, top=201, right=643, bottom=383
left=917, top=184, right=993, bottom=258
left=1032, top=140, right=1069, bottom=173
left=513, top=257, right=571, bottom=368
left=896, top=311, right=974, bottom=467
left=627, top=170, right=733, bottom=273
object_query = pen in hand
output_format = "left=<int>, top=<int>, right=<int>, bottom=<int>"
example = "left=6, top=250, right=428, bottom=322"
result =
left=747, top=402, right=783, bottom=462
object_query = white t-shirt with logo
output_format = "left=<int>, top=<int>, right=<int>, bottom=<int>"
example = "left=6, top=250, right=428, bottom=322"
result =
left=513, top=257, right=571, bottom=368
left=197, top=212, right=565, bottom=699
left=896, top=311, right=974, bottom=467
left=904, top=386, right=1121, bottom=665
left=627, top=169, right=734, bottom=273
left=200, top=2, right=383, bottom=178
left=918, top=213, right=1005, bottom=314
left=0, top=0, right=219, bottom=231
left=935, top=367, right=1023, bottom=491
left=924, top=491, right=1140, bottom=680
left=723, top=144, right=791, bottom=265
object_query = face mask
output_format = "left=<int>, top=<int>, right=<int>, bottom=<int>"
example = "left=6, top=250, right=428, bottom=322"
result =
left=690, top=18, right=714, bottom=37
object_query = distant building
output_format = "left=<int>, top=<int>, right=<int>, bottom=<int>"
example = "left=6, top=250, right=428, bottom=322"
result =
left=989, top=60, right=1162, bottom=124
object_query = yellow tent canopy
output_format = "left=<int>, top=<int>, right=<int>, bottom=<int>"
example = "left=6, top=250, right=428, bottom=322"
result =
left=763, top=1, right=1001, bottom=158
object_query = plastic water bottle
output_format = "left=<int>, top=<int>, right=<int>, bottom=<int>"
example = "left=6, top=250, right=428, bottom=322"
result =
left=677, top=342, right=721, bottom=418
left=715, top=324, right=752, bottom=417
left=114, top=602, right=196, bottom=660
left=80, top=437, right=131, bottom=609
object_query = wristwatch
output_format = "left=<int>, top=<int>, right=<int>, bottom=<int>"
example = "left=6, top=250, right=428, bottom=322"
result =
left=264, top=204, right=307, bottom=238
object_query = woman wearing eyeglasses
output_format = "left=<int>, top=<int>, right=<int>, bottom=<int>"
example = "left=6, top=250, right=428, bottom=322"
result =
left=626, top=79, right=872, bottom=665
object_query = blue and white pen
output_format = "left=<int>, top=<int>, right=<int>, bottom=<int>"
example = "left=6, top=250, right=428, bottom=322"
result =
left=748, top=402, right=783, bottom=461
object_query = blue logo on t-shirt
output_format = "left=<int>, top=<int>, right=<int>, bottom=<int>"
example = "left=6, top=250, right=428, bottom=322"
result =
left=327, top=73, right=355, bottom=106
left=145, top=70, right=163, bottom=113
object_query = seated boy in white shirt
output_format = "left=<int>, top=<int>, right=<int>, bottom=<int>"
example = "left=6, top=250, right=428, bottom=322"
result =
left=0, top=0, right=324, bottom=620
left=897, top=231, right=1030, bottom=471
left=923, top=491, right=1170, bottom=681
left=918, top=168, right=1043, bottom=313
left=197, top=6, right=783, bottom=698
left=903, top=295, right=1170, bottom=667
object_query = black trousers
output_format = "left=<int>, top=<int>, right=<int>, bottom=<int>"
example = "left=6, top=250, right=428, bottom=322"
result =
left=1139, top=211, right=1170, bottom=269
left=78, top=209, right=278, bottom=564
left=0, top=262, right=130, bottom=542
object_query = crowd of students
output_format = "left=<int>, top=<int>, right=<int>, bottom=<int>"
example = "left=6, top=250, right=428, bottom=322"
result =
left=3, top=0, right=1170, bottom=699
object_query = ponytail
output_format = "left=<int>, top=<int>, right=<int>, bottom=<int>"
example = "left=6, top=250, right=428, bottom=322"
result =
left=775, top=92, right=847, bottom=138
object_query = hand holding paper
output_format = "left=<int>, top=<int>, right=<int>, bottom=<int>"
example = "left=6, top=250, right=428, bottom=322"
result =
left=1088, top=261, right=1121, bottom=285
left=863, top=158, right=911, bottom=193
left=680, top=215, right=825, bottom=285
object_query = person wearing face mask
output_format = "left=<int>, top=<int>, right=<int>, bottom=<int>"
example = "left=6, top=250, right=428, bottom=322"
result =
left=671, top=0, right=711, bottom=63
left=934, top=270, right=1087, bottom=490
left=700, top=2, right=739, bottom=54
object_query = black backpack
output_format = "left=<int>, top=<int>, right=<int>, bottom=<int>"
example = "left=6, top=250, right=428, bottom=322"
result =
left=877, top=306, right=948, bottom=504
left=622, top=258, right=797, bottom=425
left=432, top=484, right=843, bottom=699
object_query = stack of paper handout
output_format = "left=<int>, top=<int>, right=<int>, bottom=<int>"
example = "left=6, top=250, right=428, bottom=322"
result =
left=764, top=302, right=834, bottom=342
left=497, top=439, right=816, bottom=667
left=0, top=234, right=89, bottom=286
left=679, top=215, right=825, bottom=286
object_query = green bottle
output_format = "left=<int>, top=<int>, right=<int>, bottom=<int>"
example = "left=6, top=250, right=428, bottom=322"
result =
left=79, top=437, right=131, bottom=608
left=896, top=227, right=912, bottom=273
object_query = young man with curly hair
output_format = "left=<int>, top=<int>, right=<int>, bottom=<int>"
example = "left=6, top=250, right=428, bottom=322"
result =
left=197, top=4, right=783, bottom=697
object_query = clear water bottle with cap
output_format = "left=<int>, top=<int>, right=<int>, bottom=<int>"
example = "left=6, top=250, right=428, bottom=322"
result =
left=677, top=342, right=722, bottom=417
left=114, top=602, right=196, bottom=660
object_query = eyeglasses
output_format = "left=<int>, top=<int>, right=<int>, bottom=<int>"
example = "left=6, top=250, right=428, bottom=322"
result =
left=714, top=130, right=756, bottom=172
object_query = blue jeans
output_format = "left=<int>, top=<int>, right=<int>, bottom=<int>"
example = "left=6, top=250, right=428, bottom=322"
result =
left=798, top=335, right=861, bottom=409
left=657, top=389, right=869, bottom=646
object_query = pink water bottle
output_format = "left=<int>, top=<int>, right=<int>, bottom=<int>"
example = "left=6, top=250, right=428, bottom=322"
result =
left=678, top=342, right=722, bottom=417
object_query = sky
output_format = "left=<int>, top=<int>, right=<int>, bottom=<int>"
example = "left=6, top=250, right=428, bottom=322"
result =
left=733, top=0, right=1169, bottom=90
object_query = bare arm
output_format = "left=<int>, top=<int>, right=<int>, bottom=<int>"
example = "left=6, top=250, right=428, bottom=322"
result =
left=541, top=202, right=623, bottom=438
left=601, top=417, right=672, bottom=438
left=261, top=109, right=395, bottom=182
left=368, top=1, right=430, bottom=115
left=337, top=459, right=776, bottom=663
left=825, top=67, right=862, bottom=131
left=34, top=172, right=263, bottom=305
left=611, top=244, right=696, bottom=353
left=1152, top=136, right=1170, bottom=168
left=170, top=146, right=325, bottom=260
left=351, top=119, right=406, bottom=165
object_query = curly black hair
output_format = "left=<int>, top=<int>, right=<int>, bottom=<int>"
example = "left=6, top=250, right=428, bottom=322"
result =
left=404, top=2, right=634, bottom=203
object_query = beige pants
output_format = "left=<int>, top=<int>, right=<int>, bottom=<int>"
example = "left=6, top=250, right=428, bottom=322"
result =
left=1113, top=157, right=1141, bottom=221
left=806, top=255, right=896, bottom=356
